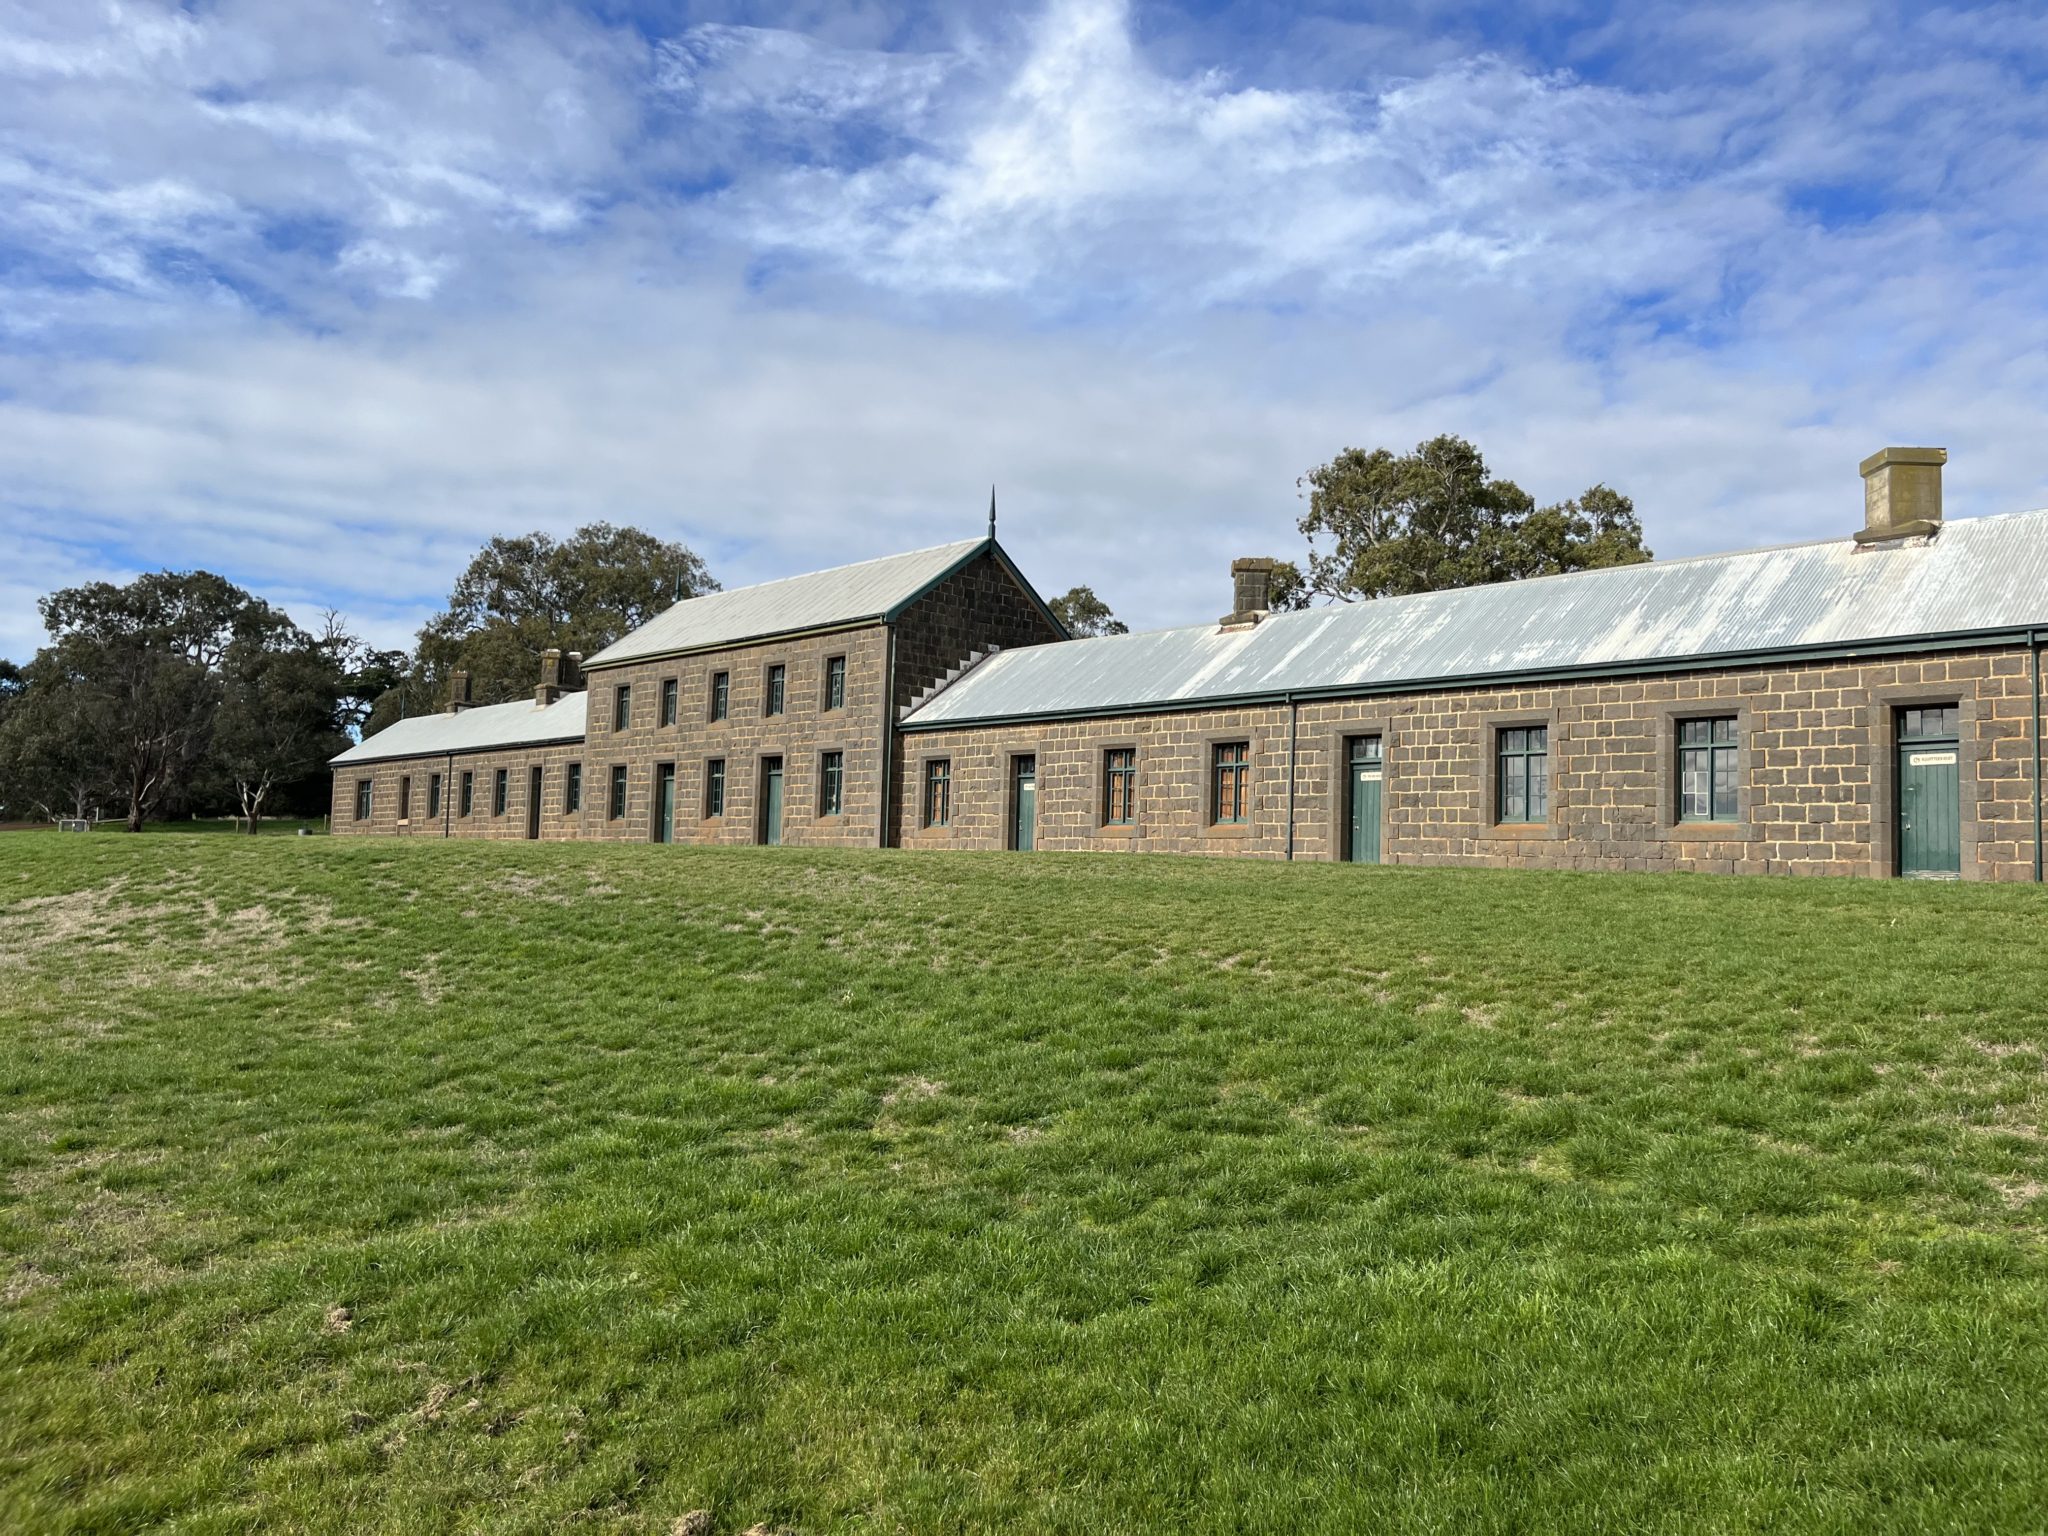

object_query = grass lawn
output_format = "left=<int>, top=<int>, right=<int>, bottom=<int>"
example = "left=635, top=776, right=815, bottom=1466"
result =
left=2, top=836, right=2047, bottom=1534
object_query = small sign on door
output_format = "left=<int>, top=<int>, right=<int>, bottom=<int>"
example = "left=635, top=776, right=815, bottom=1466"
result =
left=1908, top=751, right=1957, bottom=767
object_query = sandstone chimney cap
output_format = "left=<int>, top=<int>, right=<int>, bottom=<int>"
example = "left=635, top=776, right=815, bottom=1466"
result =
left=1860, top=446, right=1947, bottom=476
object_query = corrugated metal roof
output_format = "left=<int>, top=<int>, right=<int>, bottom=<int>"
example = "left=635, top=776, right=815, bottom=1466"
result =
left=902, top=509, right=2048, bottom=729
left=331, top=691, right=589, bottom=766
left=581, top=538, right=987, bottom=670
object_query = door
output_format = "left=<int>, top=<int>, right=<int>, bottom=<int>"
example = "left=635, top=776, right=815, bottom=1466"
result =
left=1011, top=756, right=1037, bottom=852
left=654, top=763, right=675, bottom=844
left=526, top=767, right=542, bottom=840
left=1897, top=711, right=1961, bottom=878
left=1347, top=735, right=1383, bottom=863
left=761, top=758, right=784, bottom=846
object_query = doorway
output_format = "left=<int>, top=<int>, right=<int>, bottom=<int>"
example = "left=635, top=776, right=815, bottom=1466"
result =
left=760, top=757, right=784, bottom=846
left=1896, top=705, right=1961, bottom=878
left=654, top=763, right=675, bottom=844
left=1011, top=755, right=1037, bottom=852
left=1346, top=735, right=1382, bottom=863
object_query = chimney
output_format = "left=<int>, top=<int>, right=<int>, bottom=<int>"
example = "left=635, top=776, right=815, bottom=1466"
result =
left=1221, top=557, right=1277, bottom=629
left=1856, top=446, right=1946, bottom=544
left=446, top=669, right=471, bottom=713
left=564, top=652, right=583, bottom=692
left=536, top=648, right=563, bottom=708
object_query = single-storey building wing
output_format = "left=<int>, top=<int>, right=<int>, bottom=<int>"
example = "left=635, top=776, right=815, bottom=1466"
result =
left=335, top=449, right=2048, bottom=880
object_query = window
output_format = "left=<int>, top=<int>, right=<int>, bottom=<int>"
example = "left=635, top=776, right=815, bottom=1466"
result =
left=565, top=762, right=582, bottom=813
left=824, top=656, right=846, bottom=711
left=819, top=750, right=844, bottom=816
left=427, top=774, right=442, bottom=819
left=660, top=677, right=678, bottom=727
left=1899, top=704, right=1960, bottom=740
left=460, top=771, right=474, bottom=817
left=1212, top=743, right=1249, bottom=825
left=1497, top=726, right=1549, bottom=824
left=1678, top=718, right=1739, bottom=822
left=353, top=780, right=372, bottom=821
left=765, top=664, right=786, bottom=717
left=608, top=765, right=628, bottom=820
left=709, top=671, right=729, bottom=722
left=705, top=759, right=726, bottom=818
left=1105, top=748, right=1137, bottom=825
left=613, top=684, right=631, bottom=733
left=398, top=776, right=411, bottom=821
left=924, top=759, right=951, bottom=828
left=493, top=768, right=509, bottom=816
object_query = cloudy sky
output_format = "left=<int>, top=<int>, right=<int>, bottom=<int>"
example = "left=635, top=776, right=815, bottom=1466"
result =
left=2, top=0, right=2045, bottom=661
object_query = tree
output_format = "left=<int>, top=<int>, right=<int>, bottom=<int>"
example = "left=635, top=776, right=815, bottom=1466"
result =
left=24, top=572, right=286, bottom=831
left=214, top=617, right=350, bottom=832
left=414, top=523, right=718, bottom=708
left=0, top=659, right=20, bottom=732
left=0, top=642, right=122, bottom=822
left=1049, top=585, right=1128, bottom=638
left=1296, top=435, right=1651, bottom=603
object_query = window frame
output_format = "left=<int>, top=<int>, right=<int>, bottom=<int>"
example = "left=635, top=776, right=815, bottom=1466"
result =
left=1210, top=741, right=1251, bottom=826
left=660, top=677, right=679, bottom=728
left=764, top=662, right=786, bottom=718
left=708, top=670, right=730, bottom=723
left=922, top=757, right=952, bottom=829
left=1676, top=716, right=1741, bottom=824
left=398, top=775, right=411, bottom=823
left=823, top=655, right=846, bottom=712
left=427, top=773, right=442, bottom=820
left=1103, top=747, right=1137, bottom=827
left=612, top=684, right=631, bottom=734
left=608, top=764, right=628, bottom=822
left=704, top=758, right=726, bottom=819
left=1493, top=724, right=1549, bottom=825
left=459, top=771, right=474, bottom=818
left=818, top=749, right=845, bottom=817
left=353, top=779, right=372, bottom=822
left=565, top=762, right=582, bottom=814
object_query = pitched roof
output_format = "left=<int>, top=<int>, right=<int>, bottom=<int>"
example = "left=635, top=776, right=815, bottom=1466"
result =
left=330, top=690, right=588, bottom=767
left=902, top=509, right=2048, bottom=729
left=581, top=538, right=990, bottom=670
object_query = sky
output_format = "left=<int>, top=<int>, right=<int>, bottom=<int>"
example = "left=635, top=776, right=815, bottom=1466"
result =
left=2, top=0, right=2046, bottom=662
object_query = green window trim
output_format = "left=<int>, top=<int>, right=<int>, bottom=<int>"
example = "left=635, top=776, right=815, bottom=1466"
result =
left=1677, top=717, right=1740, bottom=823
left=660, top=678, right=679, bottom=727
left=1349, top=734, right=1383, bottom=765
left=819, top=751, right=845, bottom=816
left=427, top=774, right=442, bottom=819
left=709, top=671, right=729, bottom=722
left=705, top=759, right=726, bottom=818
left=608, top=765, right=628, bottom=821
left=824, top=656, right=846, bottom=712
left=765, top=664, right=786, bottom=717
left=1212, top=742, right=1249, bottom=825
left=353, top=780, right=372, bottom=821
left=924, top=759, right=951, bottom=828
left=1496, top=725, right=1549, bottom=824
left=1105, top=748, right=1137, bottom=825
left=398, top=776, right=411, bottom=821
left=612, top=685, right=631, bottom=733
left=565, top=762, right=582, bottom=814
left=492, top=768, right=509, bottom=816
left=459, top=771, right=474, bottom=817
left=1898, top=703, right=1960, bottom=742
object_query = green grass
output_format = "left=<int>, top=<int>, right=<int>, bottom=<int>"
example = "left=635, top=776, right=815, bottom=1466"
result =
left=2, top=836, right=2047, bottom=1534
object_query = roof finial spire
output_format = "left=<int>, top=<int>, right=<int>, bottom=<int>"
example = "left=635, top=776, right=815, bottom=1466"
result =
left=988, top=485, right=997, bottom=542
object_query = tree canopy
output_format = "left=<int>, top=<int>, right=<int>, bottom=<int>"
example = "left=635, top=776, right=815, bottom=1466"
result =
left=1048, top=585, right=1128, bottom=638
left=1296, top=435, right=1651, bottom=603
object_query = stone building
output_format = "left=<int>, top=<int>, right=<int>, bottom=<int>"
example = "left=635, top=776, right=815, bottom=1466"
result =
left=334, top=450, right=2048, bottom=881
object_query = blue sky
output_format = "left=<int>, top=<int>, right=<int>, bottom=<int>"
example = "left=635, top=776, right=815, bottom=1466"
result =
left=2, top=0, right=2046, bottom=661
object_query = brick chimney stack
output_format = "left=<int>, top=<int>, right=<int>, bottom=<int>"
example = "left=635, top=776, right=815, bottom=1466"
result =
left=1856, top=446, right=1946, bottom=544
left=536, top=648, right=563, bottom=708
left=446, top=669, right=472, bottom=713
left=1221, top=558, right=1277, bottom=629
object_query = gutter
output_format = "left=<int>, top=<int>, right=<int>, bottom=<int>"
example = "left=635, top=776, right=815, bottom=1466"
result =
left=898, top=624, right=2048, bottom=734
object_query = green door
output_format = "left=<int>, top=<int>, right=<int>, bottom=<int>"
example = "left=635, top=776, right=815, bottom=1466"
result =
left=655, top=764, right=675, bottom=844
left=762, top=758, right=784, bottom=847
left=1897, top=710, right=1960, bottom=878
left=1012, top=756, right=1036, bottom=852
left=1347, top=735, right=1382, bottom=863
